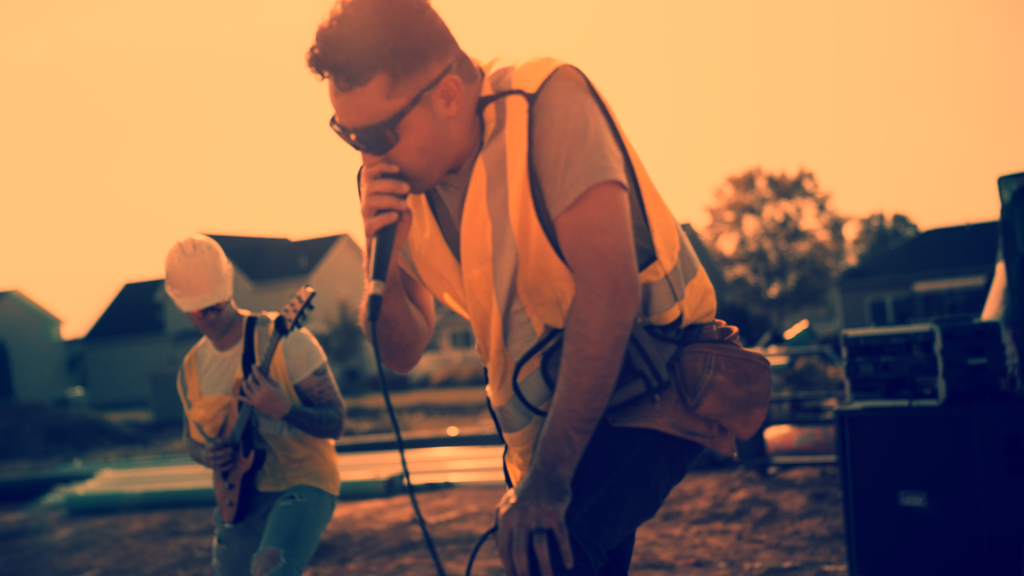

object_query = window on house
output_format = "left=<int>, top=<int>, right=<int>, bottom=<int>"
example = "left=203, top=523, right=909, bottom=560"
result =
left=450, top=330, right=475, bottom=349
left=869, top=300, right=888, bottom=326
left=0, top=342, right=12, bottom=400
left=922, top=293, right=946, bottom=318
left=953, top=288, right=989, bottom=316
left=425, top=336, right=440, bottom=352
left=867, top=281, right=991, bottom=327
left=867, top=293, right=914, bottom=326
left=892, top=297, right=913, bottom=325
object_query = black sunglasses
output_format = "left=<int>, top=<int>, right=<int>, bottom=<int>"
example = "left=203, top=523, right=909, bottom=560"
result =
left=329, top=63, right=455, bottom=156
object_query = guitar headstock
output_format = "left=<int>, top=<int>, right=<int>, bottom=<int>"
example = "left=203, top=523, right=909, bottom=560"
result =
left=276, top=286, right=316, bottom=336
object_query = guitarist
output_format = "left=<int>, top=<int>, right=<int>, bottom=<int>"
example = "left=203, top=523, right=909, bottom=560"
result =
left=164, top=234, right=345, bottom=576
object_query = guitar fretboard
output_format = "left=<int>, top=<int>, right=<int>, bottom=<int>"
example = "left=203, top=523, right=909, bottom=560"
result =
left=228, top=321, right=286, bottom=445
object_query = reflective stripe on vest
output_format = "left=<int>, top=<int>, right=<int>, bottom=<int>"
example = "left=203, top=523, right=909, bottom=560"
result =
left=400, top=57, right=716, bottom=484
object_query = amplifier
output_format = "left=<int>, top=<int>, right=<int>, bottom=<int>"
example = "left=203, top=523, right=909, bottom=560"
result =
left=836, top=403, right=1024, bottom=576
left=842, top=320, right=1005, bottom=408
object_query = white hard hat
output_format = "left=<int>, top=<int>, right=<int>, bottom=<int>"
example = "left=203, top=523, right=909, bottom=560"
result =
left=164, top=234, right=233, bottom=312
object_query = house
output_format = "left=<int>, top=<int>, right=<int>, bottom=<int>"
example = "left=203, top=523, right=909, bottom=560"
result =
left=79, top=234, right=366, bottom=415
left=407, top=302, right=483, bottom=386
left=75, top=280, right=181, bottom=410
left=205, top=234, right=365, bottom=337
left=0, top=291, right=70, bottom=404
left=79, top=222, right=729, bottom=410
left=838, top=221, right=999, bottom=329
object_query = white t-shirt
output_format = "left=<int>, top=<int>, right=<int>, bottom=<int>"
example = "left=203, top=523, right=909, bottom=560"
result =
left=193, top=325, right=330, bottom=438
left=194, top=326, right=327, bottom=396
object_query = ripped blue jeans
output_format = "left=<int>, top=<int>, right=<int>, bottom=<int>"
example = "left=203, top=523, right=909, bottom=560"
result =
left=213, top=485, right=336, bottom=576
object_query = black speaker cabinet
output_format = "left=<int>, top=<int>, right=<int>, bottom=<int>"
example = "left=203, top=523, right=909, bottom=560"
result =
left=837, top=403, right=1024, bottom=576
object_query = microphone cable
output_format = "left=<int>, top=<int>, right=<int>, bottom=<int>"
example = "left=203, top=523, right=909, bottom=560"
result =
left=369, top=320, right=498, bottom=576
left=363, top=173, right=493, bottom=574
left=466, top=526, right=497, bottom=576
left=370, top=321, right=447, bottom=576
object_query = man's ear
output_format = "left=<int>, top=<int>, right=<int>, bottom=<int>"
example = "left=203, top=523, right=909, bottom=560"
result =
left=432, top=74, right=463, bottom=117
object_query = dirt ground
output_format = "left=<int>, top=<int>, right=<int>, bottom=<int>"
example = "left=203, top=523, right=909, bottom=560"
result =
left=0, top=465, right=846, bottom=576
left=0, top=396, right=848, bottom=576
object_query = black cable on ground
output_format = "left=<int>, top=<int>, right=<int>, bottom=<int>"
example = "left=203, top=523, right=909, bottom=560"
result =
left=371, top=322, right=448, bottom=576
left=465, top=526, right=497, bottom=576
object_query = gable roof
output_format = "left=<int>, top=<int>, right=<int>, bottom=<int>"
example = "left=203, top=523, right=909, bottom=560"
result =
left=206, top=234, right=343, bottom=283
left=0, top=290, right=62, bottom=329
left=84, top=234, right=351, bottom=340
left=86, top=280, right=165, bottom=340
left=841, top=221, right=998, bottom=285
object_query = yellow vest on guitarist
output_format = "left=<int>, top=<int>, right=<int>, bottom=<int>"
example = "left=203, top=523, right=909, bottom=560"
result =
left=398, top=57, right=717, bottom=485
left=176, top=312, right=341, bottom=496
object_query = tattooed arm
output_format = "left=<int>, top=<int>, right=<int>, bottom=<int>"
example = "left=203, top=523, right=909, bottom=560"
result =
left=282, top=364, right=346, bottom=439
left=239, top=327, right=346, bottom=439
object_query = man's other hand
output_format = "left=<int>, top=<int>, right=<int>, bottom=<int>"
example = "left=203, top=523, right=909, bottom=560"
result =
left=495, top=476, right=575, bottom=576
left=202, top=438, right=235, bottom=474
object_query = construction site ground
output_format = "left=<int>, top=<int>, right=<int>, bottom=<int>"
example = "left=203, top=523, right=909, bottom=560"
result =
left=0, top=390, right=848, bottom=576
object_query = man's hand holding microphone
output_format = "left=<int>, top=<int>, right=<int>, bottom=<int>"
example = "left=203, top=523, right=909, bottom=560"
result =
left=359, top=163, right=410, bottom=321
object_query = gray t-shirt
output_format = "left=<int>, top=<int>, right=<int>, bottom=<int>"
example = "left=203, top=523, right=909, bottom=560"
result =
left=427, top=66, right=655, bottom=267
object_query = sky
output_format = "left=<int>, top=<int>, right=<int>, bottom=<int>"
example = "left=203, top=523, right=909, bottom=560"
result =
left=2, top=0, right=1022, bottom=340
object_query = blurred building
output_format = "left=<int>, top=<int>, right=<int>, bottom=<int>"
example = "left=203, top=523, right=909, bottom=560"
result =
left=57, top=222, right=728, bottom=412
left=407, top=302, right=483, bottom=386
left=838, top=221, right=998, bottom=328
left=0, top=291, right=70, bottom=404
left=77, top=234, right=366, bottom=418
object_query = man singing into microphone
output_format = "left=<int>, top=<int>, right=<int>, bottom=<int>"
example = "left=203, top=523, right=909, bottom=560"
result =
left=308, top=1, right=720, bottom=574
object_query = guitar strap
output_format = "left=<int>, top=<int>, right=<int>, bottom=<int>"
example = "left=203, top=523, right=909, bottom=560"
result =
left=242, top=315, right=257, bottom=379
left=237, top=314, right=264, bottom=510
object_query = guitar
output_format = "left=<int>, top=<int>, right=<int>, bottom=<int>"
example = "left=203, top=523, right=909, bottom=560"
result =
left=214, top=285, right=316, bottom=524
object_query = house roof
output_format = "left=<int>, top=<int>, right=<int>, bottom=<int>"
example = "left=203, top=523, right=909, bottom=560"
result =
left=207, top=234, right=343, bottom=283
left=85, top=234, right=349, bottom=339
left=0, top=290, right=62, bottom=328
left=840, top=221, right=998, bottom=284
left=86, top=280, right=165, bottom=340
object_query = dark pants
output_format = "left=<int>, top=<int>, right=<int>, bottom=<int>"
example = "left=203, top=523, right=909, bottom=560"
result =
left=531, top=420, right=706, bottom=575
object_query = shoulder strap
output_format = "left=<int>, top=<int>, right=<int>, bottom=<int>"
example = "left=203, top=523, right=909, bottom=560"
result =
left=242, top=315, right=257, bottom=379
left=476, top=87, right=563, bottom=261
left=523, top=68, right=651, bottom=266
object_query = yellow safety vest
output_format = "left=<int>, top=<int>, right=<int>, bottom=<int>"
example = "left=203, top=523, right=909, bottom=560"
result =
left=176, top=312, right=341, bottom=496
left=399, top=57, right=717, bottom=485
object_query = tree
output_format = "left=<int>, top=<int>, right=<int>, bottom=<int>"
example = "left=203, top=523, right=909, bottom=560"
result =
left=703, top=168, right=846, bottom=335
left=850, top=213, right=919, bottom=266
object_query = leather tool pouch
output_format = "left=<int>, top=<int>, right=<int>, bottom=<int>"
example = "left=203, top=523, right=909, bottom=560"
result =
left=519, top=319, right=771, bottom=441
left=660, top=321, right=772, bottom=440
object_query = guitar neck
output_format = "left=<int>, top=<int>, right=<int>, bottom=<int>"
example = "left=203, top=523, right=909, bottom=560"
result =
left=254, top=328, right=283, bottom=377
left=228, top=318, right=288, bottom=445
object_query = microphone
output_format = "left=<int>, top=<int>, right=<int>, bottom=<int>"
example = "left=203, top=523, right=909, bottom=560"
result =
left=366, top=173, right=407, bottom=322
